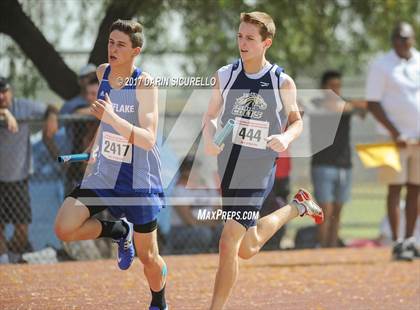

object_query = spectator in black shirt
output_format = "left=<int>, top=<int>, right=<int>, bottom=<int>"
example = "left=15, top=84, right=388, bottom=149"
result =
left=310, top=70, right=366, bottom=247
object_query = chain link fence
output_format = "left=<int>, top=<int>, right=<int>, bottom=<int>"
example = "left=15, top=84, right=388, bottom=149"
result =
left=0, top=111, right=387, bottom=264
left=1, top=114, right=229, bottom=263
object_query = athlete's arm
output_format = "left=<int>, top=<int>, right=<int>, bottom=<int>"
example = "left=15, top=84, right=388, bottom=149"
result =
left=266, top=74, right=303, bottom=152
left=203, top=74, right=224, bottom=156
left=91, top=71, right=158, bottom=151
left=133, top=72, right=159, bottom=150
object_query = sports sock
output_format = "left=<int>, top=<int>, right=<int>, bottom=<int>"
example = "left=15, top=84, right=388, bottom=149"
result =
left=150, top=285, right=166, bottom=310
left=97, top=220, right=128, bottom=239
left=290, top=200, right=306, bottom=216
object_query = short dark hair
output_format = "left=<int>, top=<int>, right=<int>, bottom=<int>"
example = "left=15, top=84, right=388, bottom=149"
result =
left=320, top=70, right=341, bottom=87
left=109, top=19, right=144, bottom=48
left=86, top=76, right=99, bottom=86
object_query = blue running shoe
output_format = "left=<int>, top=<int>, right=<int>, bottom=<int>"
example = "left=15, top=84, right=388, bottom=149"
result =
left=149, top=307, right=168, bottom=310
left=114, top=218, right=134, bottom=270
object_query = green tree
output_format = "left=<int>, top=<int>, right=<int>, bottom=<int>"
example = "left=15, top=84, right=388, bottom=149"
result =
left=0, top=0, right=418, bottom=98
left=0, top=0, right=168, bottom=99
left=178, top=0, right=419, bottom=77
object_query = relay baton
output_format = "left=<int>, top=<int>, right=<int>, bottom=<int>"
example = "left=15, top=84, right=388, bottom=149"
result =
left=57, top=153, right=90, bottom=163
left=214, top=119, right=235, bottom=146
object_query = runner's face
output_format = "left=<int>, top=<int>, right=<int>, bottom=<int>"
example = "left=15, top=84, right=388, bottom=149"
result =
left=237, top=22, right=270, bottom=61
left=108, top=30, right=139, bottom=66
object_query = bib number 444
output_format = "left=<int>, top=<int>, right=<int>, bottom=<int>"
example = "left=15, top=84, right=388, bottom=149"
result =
left=238, top=127, right=262, bottom=142
left=233, top=118, right=269, bottom=149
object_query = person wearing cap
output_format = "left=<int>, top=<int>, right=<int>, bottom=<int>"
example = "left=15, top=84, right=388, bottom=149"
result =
left=0, top=77, right=57, bottom=264
left=60, top=64, right=97, bottom=115
left=43, top=73, right=113, bottom=262
left=47, top=64, right=98, bottom=194
left=365, top=22, right=420, bottom=261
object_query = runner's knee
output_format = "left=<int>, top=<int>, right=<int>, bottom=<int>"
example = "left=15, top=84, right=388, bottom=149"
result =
left=54, top=223, right=76, bottom=241
left=219, top=234, right=240, bottom=257
left=54, top=198, right=88, bottom=241
left=138, top=247, right=159, bottom=266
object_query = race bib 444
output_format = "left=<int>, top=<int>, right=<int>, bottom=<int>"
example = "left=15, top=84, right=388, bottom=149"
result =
left=101, top=131, right=133, bottom=163
left=232, top=117, right=269, bottom=149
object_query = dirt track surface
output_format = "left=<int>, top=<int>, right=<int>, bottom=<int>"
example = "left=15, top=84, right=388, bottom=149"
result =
left=1, top=247, right=419, bottom=309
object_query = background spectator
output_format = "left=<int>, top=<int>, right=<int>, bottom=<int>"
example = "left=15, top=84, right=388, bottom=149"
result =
left=42, top=75, right=108, bottom=261
left=43, top=74, right=100, bottom=194
left=365, top=22, right=420, bottom=261
left=377, top=200, right=420, bottom=247
left=0, top=76, right=57, bottom=263
left=310, top=70, right=366, bottom=248
left=59, top=64, right=97, bottom=115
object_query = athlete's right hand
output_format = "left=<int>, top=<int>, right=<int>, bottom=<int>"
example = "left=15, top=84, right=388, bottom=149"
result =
left=266, top=134, right=291, bottom=152
left=205, top=141, right=224, bottom=156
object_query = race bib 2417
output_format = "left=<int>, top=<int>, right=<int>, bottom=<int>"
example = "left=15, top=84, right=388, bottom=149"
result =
left=101, top=131, right=133, bottom=163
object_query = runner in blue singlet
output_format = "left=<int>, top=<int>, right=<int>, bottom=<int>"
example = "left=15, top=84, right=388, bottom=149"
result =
left=54, top=19, right=168, bottom=310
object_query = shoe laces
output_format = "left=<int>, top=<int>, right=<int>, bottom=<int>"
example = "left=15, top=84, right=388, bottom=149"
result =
left=123, top=239, right=131, bottom=251
left=112, top=237, right=131, bottom=251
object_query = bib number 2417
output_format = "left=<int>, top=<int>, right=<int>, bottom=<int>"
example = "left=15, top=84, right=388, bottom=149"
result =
left=101, top=131, right=133, bottom=163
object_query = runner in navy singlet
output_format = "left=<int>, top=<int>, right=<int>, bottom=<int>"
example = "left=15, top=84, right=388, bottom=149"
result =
left=202, top=12, right=324, bottom=309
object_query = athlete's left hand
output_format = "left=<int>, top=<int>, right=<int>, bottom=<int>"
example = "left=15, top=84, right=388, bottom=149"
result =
left=91, top=93, right=116, bottom=124
left=265, top=134, right=291, bottom=152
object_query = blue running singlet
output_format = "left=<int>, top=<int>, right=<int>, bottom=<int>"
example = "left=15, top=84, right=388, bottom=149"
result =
left=82, top=65, right=163, bottom=194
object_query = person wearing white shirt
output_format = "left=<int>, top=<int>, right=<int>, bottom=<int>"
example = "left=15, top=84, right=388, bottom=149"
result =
left=365, top=22, right=420, bottom=261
